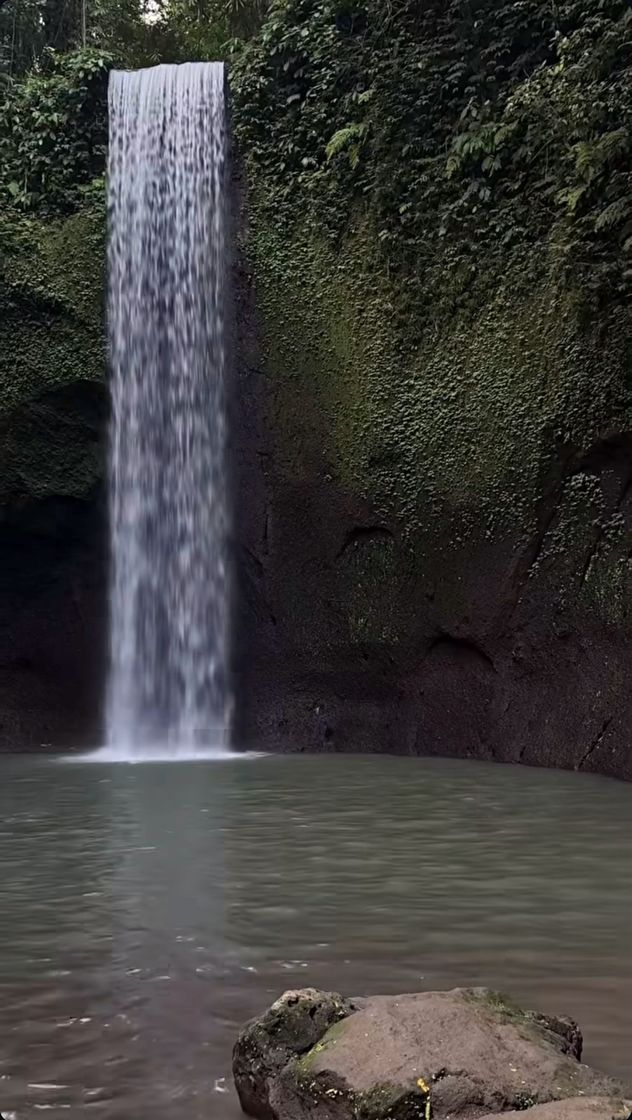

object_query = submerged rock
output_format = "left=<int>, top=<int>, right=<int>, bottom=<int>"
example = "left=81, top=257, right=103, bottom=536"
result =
left=233, top=987, right=628, bottom=1120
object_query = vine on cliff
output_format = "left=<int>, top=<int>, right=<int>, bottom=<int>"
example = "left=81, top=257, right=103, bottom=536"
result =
left=231, top=0, right=632, bottom=313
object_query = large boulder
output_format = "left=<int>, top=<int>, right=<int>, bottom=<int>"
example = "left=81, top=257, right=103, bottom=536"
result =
left=233, top=988, right=628, bottom=1120
left=482, top=1103, right=632, bottom=1119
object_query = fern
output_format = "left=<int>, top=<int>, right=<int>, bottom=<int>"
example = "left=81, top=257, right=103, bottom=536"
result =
left=594, top=197, right=630, bottom=232
left=446, top=152, right=460, bottom=179
left=598, top=127, right=629, bottom=163
left=574, top=129, right=629, bottom=183
left=574, top=141, right=600, bottom=183
left=556, top=185, right=586, bottom=213
left=325, top=123, right=367, bottom=168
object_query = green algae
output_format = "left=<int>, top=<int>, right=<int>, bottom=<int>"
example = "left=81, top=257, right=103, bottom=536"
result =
left=243, top=199, right=632, bottom=634
left=0, top=206, right=107, bottom=505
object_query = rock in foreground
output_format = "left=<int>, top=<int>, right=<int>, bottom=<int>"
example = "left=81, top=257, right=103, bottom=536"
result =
left=233, top=987, right=629, bottom=1119
left=483, top=1104, right=632, bottom=1119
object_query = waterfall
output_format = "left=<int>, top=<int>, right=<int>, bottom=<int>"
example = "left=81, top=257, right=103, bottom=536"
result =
left=105, top=63, right=230, bottom=758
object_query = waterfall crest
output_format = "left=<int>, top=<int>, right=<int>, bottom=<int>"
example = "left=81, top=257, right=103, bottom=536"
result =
left=105, top=63, right=230, bottom=758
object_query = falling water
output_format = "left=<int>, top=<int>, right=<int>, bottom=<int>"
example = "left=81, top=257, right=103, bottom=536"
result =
left=105, top=63, right=230, bottom=758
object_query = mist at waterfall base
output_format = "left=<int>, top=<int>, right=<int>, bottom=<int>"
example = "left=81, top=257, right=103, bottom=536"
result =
left=101, top=63, right=232, bottom=762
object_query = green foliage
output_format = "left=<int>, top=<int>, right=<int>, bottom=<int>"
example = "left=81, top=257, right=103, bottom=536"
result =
left=0, top=0, right=158, bottom=77
left=130, top=0, right=268, bottom=64
left=0, top=207, right=107, bottom=504
left=0, top=0, right=270, bottom=226
left=326, top=123, right=366, bottom=168
left=0, top=0, right=47, bottom=77
left=0, top=48, right=112, bottom=213
left=232, top=0, right=632, bottom=314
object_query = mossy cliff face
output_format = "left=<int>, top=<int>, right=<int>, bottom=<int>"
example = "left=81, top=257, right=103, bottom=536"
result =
left=2, top=0, right=632, bottom=769
left=0, top=207, right=107, bottom=748
left=231, top=0, right=632, bottom=776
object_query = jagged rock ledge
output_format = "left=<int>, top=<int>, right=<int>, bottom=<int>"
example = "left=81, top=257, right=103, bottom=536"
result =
left=232, top=987, right=631, bottom=1120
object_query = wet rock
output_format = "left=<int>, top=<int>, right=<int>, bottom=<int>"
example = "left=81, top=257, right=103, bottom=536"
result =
left=232, top=987, right=354, bottom=1120
left=233, top=987, right=624, bottom=1120
left=0, top=210, right=107, bottom=751
left=482, top=1100, right=632, bottom=1119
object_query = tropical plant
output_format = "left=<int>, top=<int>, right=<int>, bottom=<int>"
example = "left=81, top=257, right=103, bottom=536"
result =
left=232, top=0, right=632, bottom=309
left=0, top=47, right=113, bottom=211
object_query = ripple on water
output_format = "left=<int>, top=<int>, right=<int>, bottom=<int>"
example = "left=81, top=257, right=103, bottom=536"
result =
left=0, top=753, right=630, bottom=1120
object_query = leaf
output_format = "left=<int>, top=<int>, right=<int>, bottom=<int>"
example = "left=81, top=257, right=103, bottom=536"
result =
left=325, top=123, right=366, bottom=163
left=446, top=153, right=460, bottom=179
left=556, top=185, right=586, bottom=214
left=594, top=198, right=630, bottom=232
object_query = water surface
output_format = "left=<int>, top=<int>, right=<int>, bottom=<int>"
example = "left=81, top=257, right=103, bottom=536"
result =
left=0, top=754, right=630, bottom=1118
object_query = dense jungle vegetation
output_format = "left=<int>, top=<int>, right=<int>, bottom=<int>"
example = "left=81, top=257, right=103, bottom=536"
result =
left=1, top=0, right=632, bottom=773
left=1, top=0, right=630, bottom=314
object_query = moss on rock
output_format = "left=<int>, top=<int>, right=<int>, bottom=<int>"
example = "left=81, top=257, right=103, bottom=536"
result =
left=229, top=3, right=632, bottom=772
left=244, top=204, right=632, bottom=637
left=232, top=988, right=623, bottom=1120
left=0, top=204, right=107, bottom=506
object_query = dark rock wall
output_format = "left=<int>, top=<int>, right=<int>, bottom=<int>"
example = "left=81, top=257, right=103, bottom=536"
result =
left=231, top=221, right=632, bottom=778
left=227, top=0, right=632, bottom=777
left=0, top=496, right=107, bottom=749
left=0, top=209, right=107, bottom=749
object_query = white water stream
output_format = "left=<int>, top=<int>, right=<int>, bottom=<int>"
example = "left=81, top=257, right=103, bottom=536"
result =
left=105, top=63, right=230, bottom=758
